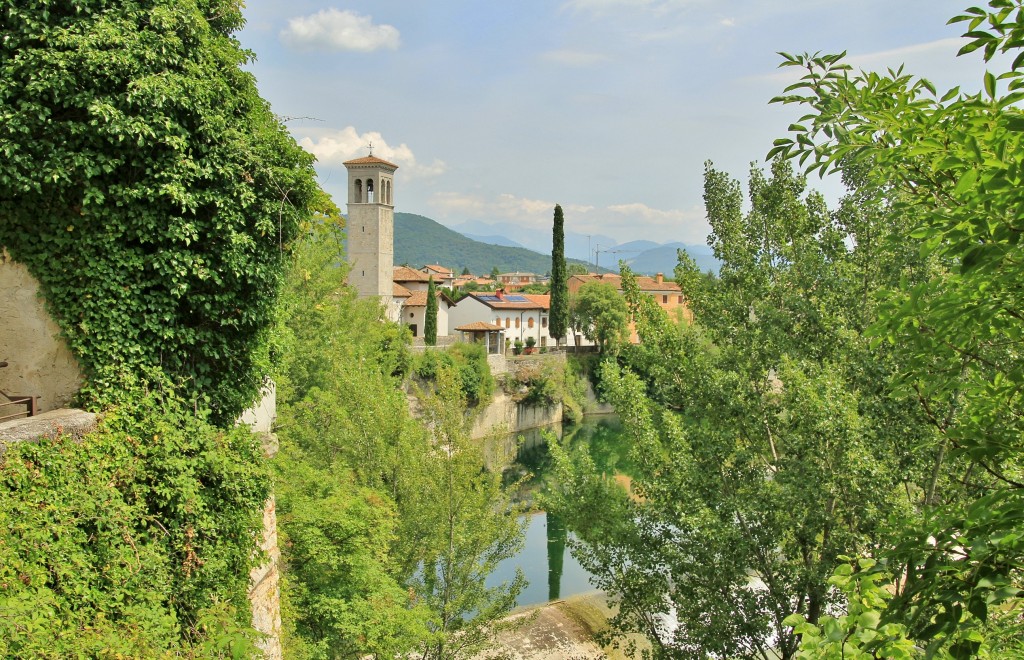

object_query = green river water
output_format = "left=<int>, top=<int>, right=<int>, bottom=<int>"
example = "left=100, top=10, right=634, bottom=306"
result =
left=486, top=414, right=633, bottom=609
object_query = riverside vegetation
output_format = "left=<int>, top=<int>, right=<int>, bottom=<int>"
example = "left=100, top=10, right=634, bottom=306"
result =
left=4, top=1, right=1024, bottom=659
left=546, top=4, right=1024, bottom=657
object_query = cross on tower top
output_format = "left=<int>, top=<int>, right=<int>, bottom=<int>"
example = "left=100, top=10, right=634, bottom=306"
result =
left=367, top=141, right=374, bottom=156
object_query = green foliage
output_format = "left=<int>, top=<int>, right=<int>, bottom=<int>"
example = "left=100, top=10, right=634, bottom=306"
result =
left=550, top=204, right=570, bottom=342
left=567, top=262, right=589, bottom=276
left=414, top=343, right=495, bottom=408
left=570, top=281, right=630, bottom=353
left=425, top=276, right=439, bottom=346
left=500, top=358, right=586, bottom=422
left=273, top=222, right=435, bottom=658
left=770, top=1, right=1024, bottom=653
left=785, top=558, right=924, bottom=659
left=410, top=369, right=527, bottom=659
left=0, top=375, right=269, bottom=657
left=549, top=159, right=937, bottom=659
left=0, top=0, right=322, bottom=423
left=274, top=224, right=520, bottom=658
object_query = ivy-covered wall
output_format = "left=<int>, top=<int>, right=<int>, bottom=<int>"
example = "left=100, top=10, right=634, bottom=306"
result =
left=0, top=1, right=325, bottom=655
left=0, top=0, right=322, bottom=423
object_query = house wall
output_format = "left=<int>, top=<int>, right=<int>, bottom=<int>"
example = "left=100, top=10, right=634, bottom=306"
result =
left=0, top=253, right=83, bottom=412
left=403, top=303, right=450, bottom=338
left=448, top=296, right=491, bottom=335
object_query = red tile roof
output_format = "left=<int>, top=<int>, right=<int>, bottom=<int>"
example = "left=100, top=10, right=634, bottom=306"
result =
left=470, top=293, right=546, bottom=310
left=522, top=294, right=550, bottom=310
left=393, top=283, right=413, bottom=298
left=405, top=291, right=429, bottom=307
left=394, top=266, right=429, bottom=282
left=569, top=273, right=681, bottom=293
left=455, top=321, right=504, bottom=332
left=343, top=155, right=399, bottom=169
left=422, top=264, right=453, bottom=275
left=404, top=290, right=454, bottom=308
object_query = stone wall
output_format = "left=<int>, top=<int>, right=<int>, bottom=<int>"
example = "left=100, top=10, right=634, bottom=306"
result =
left=469, top=390, right=563, bottom=441
left=240, top=384, right=282, bottom=660
left=249, top=495, right=282, bottom=660
left=0, top=252, right=83, bottom=412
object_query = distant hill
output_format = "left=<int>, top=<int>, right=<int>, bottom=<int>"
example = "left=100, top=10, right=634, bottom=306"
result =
left=622, top=242, right=720, bottom=275
left=460, top=233, right=526, bottom=249
left=393, top=212, right=595, bottom=276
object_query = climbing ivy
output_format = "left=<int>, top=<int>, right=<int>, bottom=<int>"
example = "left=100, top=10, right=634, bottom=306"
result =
left=0, top=0, right=322, bottom=422
left=0, top=373, right=270, bottom=657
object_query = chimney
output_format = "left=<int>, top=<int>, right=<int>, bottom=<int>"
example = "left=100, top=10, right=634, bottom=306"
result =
left=656, top=272, right=664, bottom=284
left=495, top=288, right=503, bottom=299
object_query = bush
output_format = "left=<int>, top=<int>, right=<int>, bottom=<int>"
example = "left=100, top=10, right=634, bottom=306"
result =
left=0, top=374, right=268, bottom=657
left=413, top=343, right=494, bottom=407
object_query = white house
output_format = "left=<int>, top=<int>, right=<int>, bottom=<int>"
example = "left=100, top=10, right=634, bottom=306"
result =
left=401, top=289, right=454, bottom=339
left=420, top=264, right=455, bottom=289
left=448, top=291, right=592, bottom=348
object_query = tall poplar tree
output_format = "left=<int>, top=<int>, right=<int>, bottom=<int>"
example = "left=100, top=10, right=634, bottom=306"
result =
left=424, top=276, right=438, bottom=346
left=549, top=204, right=569, bottom=344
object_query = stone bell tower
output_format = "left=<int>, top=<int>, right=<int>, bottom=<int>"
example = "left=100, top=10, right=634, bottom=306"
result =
left=343, top=151, right=398, bottom=316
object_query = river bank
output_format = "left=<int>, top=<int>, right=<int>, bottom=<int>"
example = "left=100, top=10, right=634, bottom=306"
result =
left=475, top=590, right=649, bottom=660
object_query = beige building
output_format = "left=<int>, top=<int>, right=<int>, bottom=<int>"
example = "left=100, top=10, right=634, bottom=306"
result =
left=344, top=154, right=399, bottom=320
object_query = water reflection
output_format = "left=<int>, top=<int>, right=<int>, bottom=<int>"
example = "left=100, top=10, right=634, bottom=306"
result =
left=486, top=414, right=632, bottom=608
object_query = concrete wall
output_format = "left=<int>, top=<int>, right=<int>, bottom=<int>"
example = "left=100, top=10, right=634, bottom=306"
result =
left=0, top=252, right=83, bottom=412
left=238, top=385, right=282, bottom=660
left=249, top=495, right=282, bottom=660
left=469, top=390, right=563, bottom=441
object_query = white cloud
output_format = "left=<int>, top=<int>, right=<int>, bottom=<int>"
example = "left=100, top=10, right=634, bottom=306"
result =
left=280, top=9, right=400, bottom=52
left=720, top=17, right=735, bottom=27
left=542, top=49, right=610, bottom=67
left=431, top=192, right=555, bottom=221
left=297, top=127, right=445, bottom=179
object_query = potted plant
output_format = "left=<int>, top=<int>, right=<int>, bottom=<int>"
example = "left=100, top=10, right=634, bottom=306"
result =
left=513, top=339, right=524, bottom=355
left=524, top=336, right=537, bottom=354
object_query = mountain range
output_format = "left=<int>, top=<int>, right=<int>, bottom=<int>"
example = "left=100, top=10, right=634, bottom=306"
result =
left=448, top=218, right=720, bottom=275
left=391, top=212, right=720, bottom=277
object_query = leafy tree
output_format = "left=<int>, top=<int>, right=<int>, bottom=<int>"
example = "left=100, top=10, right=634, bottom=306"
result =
left=461, top=266, right=471, bottom=276
left=569, top=281, right=629, bottom=353
left=549, top=204, right=570, bottom=343
left=490, top=266, right=501, bottom=281
left=409, top=368, right=526, bottom=659
left=274, top=221, right=430, bottom=658
left=567, top=263, right=589, bottom=276
left=519, top=282, right=551, bottom=294
left=550, top=159, right=928, bottom=659
left=0, top=0, right=322, bottom=423
left=425, top=276, right=439, bottom=346
left=770, top=2, right=1024, bottom=653
left=274, top=222, right=515, bottom=659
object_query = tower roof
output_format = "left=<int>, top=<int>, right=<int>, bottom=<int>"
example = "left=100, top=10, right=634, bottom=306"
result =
left=343, top=155, right=399, bottom=169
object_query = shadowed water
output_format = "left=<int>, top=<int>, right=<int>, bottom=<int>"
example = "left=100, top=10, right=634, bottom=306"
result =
left=486, top=415, right=632, bottom=608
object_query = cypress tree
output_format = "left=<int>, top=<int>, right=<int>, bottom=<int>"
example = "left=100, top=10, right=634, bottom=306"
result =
left=549, top=204, right=569, bottom=344
left=425, top=275, right=438, bottom=346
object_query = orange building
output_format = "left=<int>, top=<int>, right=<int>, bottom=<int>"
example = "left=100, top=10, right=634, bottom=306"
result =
left=567, top=272, right=692, bottom=342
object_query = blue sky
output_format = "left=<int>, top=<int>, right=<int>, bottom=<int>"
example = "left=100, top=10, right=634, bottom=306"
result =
left=239, top=1, right=995, bottom=257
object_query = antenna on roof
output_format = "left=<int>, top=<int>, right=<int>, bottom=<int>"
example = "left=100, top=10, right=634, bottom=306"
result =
left=367, top=141, right=374, bottom=156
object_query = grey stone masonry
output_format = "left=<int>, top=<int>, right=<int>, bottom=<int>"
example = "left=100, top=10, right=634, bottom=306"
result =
left=0, top=408, right=97, bottom=450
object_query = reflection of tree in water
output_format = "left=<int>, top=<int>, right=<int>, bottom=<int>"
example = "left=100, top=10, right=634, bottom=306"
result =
left=501, top=416, right=634, bottom=509
left=546, top=512, right=567, bottom=601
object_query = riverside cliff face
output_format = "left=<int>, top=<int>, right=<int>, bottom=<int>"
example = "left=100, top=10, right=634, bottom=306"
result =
left=469, top=389, right=563, bottom=440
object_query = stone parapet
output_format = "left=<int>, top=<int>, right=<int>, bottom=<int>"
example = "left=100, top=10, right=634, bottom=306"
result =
left=0, top=408, right=97, bottom=451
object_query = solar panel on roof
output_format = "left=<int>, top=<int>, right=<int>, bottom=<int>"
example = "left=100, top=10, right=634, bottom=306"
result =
left=504, top=295, right=528, bottom=302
